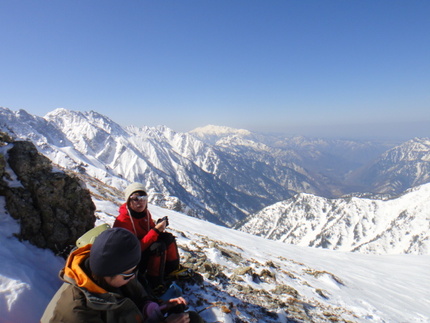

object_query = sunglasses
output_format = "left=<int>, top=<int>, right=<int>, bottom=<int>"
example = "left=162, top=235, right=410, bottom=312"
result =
left=129, top=195, right=148, bottom=202
left=119, top=268, right=138, bottom=280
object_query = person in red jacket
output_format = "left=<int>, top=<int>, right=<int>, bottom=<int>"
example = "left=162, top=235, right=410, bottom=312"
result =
left=114, top=182, right=183, bottom=293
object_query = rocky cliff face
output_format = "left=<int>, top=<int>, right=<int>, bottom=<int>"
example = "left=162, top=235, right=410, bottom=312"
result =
left=0, top=132, right=96, bottom=256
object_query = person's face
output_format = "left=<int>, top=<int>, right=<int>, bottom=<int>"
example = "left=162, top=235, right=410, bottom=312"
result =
left=128, top=192, right=148, bottom=212
left=104, top=266, right=137, bottom=288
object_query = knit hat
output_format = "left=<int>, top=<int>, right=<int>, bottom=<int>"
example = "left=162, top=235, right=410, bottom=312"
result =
left=124, top=182, right=147, bottom=201
left=89, top=227, right=141, bottom=277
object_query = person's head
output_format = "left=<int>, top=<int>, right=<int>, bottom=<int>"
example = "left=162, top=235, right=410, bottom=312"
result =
left=90, top=227, right=141, bottom=288
left=124, top=182, right=148, bottom=213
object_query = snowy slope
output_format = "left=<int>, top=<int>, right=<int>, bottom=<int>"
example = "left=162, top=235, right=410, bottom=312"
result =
left=1, top=193, right=429, bottom=323
left=238, top=183, right=430, bottom=255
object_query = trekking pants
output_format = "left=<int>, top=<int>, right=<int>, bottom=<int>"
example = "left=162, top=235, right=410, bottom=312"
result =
left=140, top=232, right=180, bottom=286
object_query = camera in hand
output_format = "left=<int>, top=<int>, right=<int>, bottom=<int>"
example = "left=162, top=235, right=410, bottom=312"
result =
left=156, top=216, right=169, bottom=227
left=168, top=304, right=188, bottom=314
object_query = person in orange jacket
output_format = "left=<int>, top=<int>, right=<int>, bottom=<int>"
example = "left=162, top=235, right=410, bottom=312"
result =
left=41, top=227, right=203, bottom=323
left=114, top=183, right=185, bottom=292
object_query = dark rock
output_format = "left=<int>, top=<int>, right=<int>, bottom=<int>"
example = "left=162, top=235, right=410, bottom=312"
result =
left=0, top=134, right=96, bottom=256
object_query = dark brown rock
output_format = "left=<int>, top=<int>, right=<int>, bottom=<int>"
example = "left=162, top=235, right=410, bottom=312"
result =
left=0, top=134, right=96, bottom=256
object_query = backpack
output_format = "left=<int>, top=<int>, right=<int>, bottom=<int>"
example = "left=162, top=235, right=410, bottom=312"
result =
left=76, top=223, right=111, bottom=248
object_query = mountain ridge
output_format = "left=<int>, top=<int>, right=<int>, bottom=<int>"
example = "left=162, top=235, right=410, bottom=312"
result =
left=1, top=106, right=430, bottom=255
left=238, top=183, right=430, bottom=255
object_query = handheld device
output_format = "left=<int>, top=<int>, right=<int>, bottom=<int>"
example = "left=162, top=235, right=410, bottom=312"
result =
left=157, top=216, right=169, bottom=227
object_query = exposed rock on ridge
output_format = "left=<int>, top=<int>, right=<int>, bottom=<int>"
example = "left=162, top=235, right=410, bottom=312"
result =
left=0, top=132, right=96, bottom=255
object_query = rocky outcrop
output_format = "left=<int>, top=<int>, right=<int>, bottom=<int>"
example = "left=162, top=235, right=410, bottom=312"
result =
left=173, top=229, right=353, bottom=323
left=0, top=132, right=96, bottom=256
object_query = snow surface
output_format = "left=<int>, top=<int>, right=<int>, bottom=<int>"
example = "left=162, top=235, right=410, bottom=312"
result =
left=0, top=196, right=429, bottom=323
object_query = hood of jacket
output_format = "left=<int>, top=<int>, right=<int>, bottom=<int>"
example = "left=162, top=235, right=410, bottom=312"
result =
left=62, top=244, right=106, bottom=294
left=60, top=244, right=143, bottom=312
left=41, top=245, right=146, bottom=323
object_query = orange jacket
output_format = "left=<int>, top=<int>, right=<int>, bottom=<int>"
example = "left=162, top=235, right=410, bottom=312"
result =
left=41, top=245, right=146, bottom=322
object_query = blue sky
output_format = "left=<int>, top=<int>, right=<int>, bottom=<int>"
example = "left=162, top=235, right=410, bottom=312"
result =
left=1, top=1, right=429, bottom=140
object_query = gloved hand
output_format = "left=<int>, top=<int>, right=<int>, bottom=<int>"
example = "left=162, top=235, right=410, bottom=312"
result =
left=165, top=297, right=188, bottom=314
left=143, top=301, right=164, bottom=323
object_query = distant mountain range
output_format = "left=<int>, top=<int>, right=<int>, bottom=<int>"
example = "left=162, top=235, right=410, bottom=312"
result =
left=1, top=107, right=429, bottom=254
left=346, top=138, right=430, bottom=194
left=237, top=183, right=430, bottom=255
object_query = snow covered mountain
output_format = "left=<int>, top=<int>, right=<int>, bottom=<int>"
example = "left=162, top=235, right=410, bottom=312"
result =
left=2, top=106, right=430, bottom=235
left=190, top=125, right=396, bottom=196
left=3, top=107, right=390, bottom=226
left=189, top=124, right=253, bottom=144
left=238, top=183, right=430, bottom=255
left=1, top=108, right=303, bottom=225
left=346, top=137, right=430, bottom=194
left=1, top=108, right=429, bottom=321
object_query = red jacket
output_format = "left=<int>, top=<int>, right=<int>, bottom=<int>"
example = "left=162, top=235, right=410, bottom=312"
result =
left=113, top=204, right=159, bottom=251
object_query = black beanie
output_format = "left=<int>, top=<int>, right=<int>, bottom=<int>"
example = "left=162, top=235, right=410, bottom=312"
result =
left=89, top=227, right=141, bottom=277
